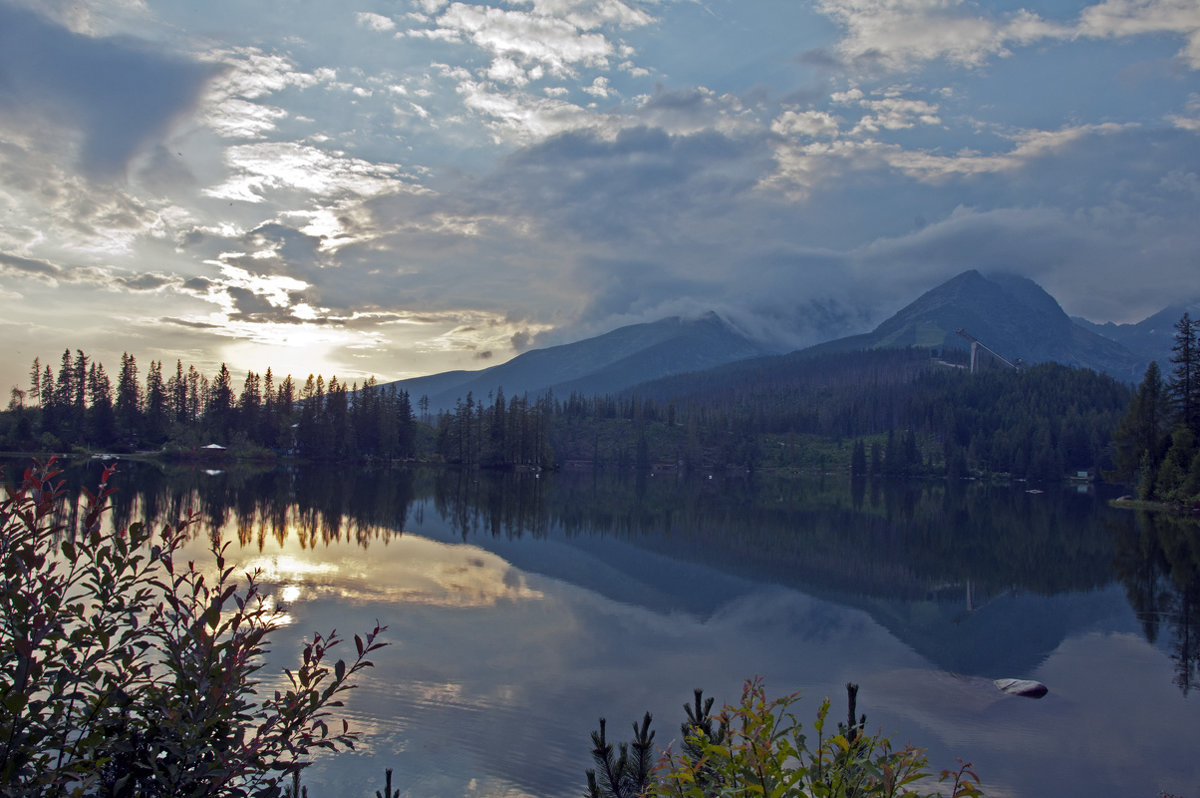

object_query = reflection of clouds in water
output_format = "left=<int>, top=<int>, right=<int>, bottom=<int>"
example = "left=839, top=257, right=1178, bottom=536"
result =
left=204, top=525, right=545, bottom=609
left=175, top=514, right=1199, bottom=798
left=860, top=631, right=1199, bottom=798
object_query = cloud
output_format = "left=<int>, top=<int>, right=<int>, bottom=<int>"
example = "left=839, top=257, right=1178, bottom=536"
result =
left=428, top=3, right=615, bottom=76
left=815, top=0, right=1200, bottom=73
left=882, top=122, right=1135, bottom=180
left=161, top=316, right=221, bottom=330
left=764, top=118, right=1138, bottom=198
left=200, top=48, right=328, bottom=140
left=852, top=95, right=940, bottom=133
left=0, top=249, right=193, bottom=298
left=91, top=268, right=180, bottom=292
left=771, top=110, right=841, bottom=139
left=205, top=98, right=290, bottom=139
left=204, top=142, right=421, bottom=203
left=356, top=11, right=396, bottom=32
left=0, top=252, right=62, bottom=282
left=635, top=85, right=759, bottom=137
left=455, top=78, right=597, bottom=141
left=1078, top=0, right=1200, bottom=68
left=491, top=124, right=763, bottom=244
left=516, top=0, right=655, bottom=31
left=814, top=0, right=1069, bottom=70
left=511, top=330, right=532, bottom=351
left=0, top=3, right=217, bottom=178
left=583, top=75, right=613, bottom=98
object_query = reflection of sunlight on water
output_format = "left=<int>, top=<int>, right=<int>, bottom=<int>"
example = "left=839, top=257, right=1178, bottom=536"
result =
left=240, top=553, right=341, bottom=582
left=207, top=522, right=547, bottom=609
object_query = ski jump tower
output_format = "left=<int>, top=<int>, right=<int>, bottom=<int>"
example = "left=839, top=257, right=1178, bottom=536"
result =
left=955, top=329, right=1021, bottom=374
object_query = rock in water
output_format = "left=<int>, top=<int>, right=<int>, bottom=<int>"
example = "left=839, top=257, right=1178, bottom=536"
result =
left=993, top=678, right=1048, bottom=698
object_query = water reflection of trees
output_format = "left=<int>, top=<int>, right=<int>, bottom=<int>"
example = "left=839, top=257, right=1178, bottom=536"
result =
left=16, top=456, right=1199, bottom=690
left=427, top=469, right=1118, bottom=604
left=7, top=458, right=1120, bottom=605
left=2, top=458, right=422, bottom=551
left=1112, top=510, right=1200, bottom=695
left=30, top=457, right=1200, bottom=675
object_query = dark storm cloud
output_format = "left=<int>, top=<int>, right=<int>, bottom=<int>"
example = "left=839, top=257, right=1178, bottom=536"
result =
left=216, top=223, right=329, bottom=280
left=0, top=251, right=62, bottom=279
left=107, top=271, right=178, bottom=291
left=181, top=276, right=217, bottom=294
left=493, top=125, right=763, bottom=242
left=177, top=230, right=208, bottom=249
left=0, top=2, right=218, bottom=179
left=225, top=286, right=303, bottom=324
left=639, top=85, right=721, bottom=114
left=851, top=204, right=1197, bottom=321
left=574, top=256, right=712, bottom=321
left=510, top=330, right=532, bottom=351
left=160, top=317, right=220, bottom=330
left=861, top=208, right=1090, bottom=273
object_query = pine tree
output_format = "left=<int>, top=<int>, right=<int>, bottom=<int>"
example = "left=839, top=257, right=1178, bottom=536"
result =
left=186, top=365, right=202, bottom=423
left=169, top=359, right=187, bottom=423
left=207, top=363, right=235, bottom=440
left=238, top=370, right=262, bottom=440
left=40, top=365, right=53, bottom=416
left=1170, top=313, right=1200, bottom=434
left=116, top=353, right=142, bottom=443
left=28, top=357, right=41, bottom=409
left=87, top=362, right=115, bottom=445
left=50, top=349, right=75, bottom=439
left=72, top=349, right=89, bottom=420
left=1111, top=361, right=1169, bottom=484
left=145, top=360, right=169, bottom=444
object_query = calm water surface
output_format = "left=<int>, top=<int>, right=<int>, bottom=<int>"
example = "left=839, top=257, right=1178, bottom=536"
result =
left=8, top=458, right=1199, bottom=798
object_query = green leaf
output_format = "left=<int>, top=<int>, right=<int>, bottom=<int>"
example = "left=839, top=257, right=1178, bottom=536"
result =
left=3, top=692, right=28, bottom=713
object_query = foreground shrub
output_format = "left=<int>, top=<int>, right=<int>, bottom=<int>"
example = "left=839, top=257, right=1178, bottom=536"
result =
left=589, top=679, right=983, bottom=798
left=0, top=458, right=385, bottom=797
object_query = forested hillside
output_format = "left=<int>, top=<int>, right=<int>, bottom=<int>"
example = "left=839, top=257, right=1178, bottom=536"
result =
left=2, top=346, right=1131, bottom=483
left=439, top=348, right=1131, bottom=481
left=1110, top=313, right=1200, bottom=504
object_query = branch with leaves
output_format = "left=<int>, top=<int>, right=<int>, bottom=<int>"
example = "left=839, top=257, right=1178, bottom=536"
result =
left=0, top=458, right=386, bottom=797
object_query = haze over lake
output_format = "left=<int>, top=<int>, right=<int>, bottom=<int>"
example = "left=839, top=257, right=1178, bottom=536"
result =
left=10, top=457, right=1198, bottom=798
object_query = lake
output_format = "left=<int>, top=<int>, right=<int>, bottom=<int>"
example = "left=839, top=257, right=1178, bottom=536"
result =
left=6, top=457, right=1199, bottom=798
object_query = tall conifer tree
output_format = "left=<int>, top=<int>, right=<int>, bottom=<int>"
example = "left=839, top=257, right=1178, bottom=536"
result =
left=1170, top=313, right=1200, bottom=434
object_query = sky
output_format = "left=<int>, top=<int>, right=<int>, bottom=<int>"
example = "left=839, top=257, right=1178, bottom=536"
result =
left=2, top=0, right=1200, bottom=394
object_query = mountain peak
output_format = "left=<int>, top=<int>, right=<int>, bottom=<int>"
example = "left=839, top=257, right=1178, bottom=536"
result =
left=810, top=270, right=1142, bottom=378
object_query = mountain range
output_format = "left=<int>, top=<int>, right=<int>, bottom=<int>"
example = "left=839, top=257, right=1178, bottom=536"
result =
left=387, top=311, right=778, bottom=411
left=1072, top=301, right=1200, bottom=366
left=388, top=270, right=1190, bottom=408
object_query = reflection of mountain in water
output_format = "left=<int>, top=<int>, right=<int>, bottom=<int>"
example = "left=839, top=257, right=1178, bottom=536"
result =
left=3, top=457, right=1149, bottom=680
left=441, top=471, right=1134, bottom=677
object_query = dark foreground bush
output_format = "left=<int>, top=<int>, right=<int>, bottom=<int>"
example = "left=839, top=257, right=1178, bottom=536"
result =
left=588, top=679, right=984, bottom=798
left=0, top=458, right=385, bottom=797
